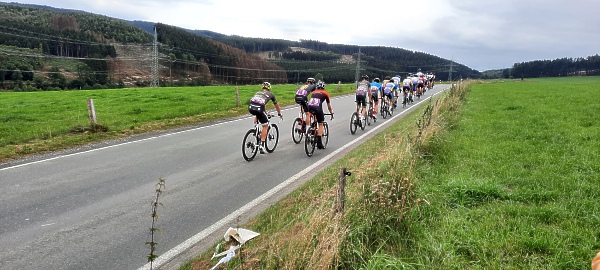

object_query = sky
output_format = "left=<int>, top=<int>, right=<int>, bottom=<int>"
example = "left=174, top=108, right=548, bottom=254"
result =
left=4, top=0, right=600, bottom=71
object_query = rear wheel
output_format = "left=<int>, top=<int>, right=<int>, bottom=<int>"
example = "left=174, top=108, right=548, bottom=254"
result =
left=305, top=125, right=316, bottom=157
left=366, top=110, right=371, bottom=126
left=349, top=112, right=358, bottom=134
left=265, top=124, right=279, bottom=153
left=322, top=122, right=329, bottom=148
left=242, top=129, right=258, bottom=161
left=360, top=112, right=366, bottom=130
left=291, top=118, right=304, bottom=144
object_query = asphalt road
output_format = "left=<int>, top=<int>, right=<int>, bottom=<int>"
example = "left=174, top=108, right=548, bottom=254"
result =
left=0, top=84, right=449, bottom=270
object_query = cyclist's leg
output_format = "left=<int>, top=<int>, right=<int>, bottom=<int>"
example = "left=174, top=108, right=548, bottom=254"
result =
left=302, top=103, right=309, bottom=127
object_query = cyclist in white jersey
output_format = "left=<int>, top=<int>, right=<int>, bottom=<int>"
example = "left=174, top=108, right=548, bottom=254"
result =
left=402, top=77, right=413, bottom=103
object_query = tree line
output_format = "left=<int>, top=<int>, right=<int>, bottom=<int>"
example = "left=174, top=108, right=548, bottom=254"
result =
left=510, top=55, right=600, bottom=78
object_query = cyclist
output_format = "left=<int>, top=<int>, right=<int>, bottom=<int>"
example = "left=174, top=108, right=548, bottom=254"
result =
left=410, top=74, right=419, bottom=98
left=426, top=73, right=434, bottom=89
left=295, top=77, right=316, bottom=132
left=370, top=77, right=382, bottom=118
left=402, top=76, right=413, bottom=103
left=417, top=74, right=425, bottom=96
left=355, top=75, right=370, bottom=122
left=382, top=78, right=396, bottom=110
left=307, top=81, right=334, bottom=149
left=248, top=82, right=283, bottom=154
left=391, top=75, right=401, bottom=108
left=382, top=75, right=391, bottom=86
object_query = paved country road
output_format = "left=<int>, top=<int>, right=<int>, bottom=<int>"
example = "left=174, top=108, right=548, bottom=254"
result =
left=0, top=85, right=450, bottom=270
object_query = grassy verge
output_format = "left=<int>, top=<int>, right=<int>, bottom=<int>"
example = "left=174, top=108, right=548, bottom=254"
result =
left=407, top=78, right=600, bottom=268
left=182, top=77, right=600, bottom=269
left=0, top=83, right=355, bottom=162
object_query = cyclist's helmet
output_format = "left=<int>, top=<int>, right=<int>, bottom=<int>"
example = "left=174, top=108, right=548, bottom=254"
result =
left=307, top=77, right=315, bottom=83
left=384, top=76, right=391, bottom=80
left=262, top=82, right=271, bottom=90
left=316, top=81, right=326, bottom=89
left=373, top=78, right=380, bottom=83
left=361, top=74, right=369, bottom=80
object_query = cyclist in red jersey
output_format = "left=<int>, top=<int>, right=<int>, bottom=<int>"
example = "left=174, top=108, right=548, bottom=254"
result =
left=307, top=81, right=334, bottom=149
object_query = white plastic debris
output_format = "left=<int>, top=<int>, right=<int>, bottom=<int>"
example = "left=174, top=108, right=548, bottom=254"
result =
left=223, top=227, right=260, bottom=245
left=210, top=227, right=260, bottom=269
left=210, top=244, right=239, bottom=270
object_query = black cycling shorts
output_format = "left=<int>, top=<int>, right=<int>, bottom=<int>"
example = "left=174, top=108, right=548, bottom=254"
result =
left=308, top=105, right=325, bottom=123
left=355, top=94, right=367, bottom=107
left=248, top=103, right=268, bottom=124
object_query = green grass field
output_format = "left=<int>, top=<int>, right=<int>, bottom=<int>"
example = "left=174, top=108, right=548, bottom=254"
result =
left=403, top=78, right=600, bottom=268
left=0, top=83, right=354, bottom=161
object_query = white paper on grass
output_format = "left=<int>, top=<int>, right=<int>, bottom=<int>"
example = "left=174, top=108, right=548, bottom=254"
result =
left=222, top=227, right=260, bottom=245
left=211, top=227, right=260, bottom=267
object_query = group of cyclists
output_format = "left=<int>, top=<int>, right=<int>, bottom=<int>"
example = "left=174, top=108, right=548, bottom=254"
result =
left=246, top=69, right=435, bottom=156
left=248, top=78, right=333, bottom=153
left=354, top=70, right=436, bottom=122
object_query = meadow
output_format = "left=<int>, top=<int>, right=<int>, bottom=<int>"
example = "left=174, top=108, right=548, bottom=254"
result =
left=182, top=77, right=600, bottom=269
left=0, top=83, right=353, bottom=161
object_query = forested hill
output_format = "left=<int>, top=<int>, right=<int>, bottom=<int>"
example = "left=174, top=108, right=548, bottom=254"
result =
left=0, top=2, right=286, bottom=90
left=130, top=20, right=481, bottom=82
left=0, top=2, right=477, bottom=92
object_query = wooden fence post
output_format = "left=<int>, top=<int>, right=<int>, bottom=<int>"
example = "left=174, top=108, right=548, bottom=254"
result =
left=336, top=167, right=351, bottom=214
left=87, top=98, right=97, bottom=127
left=235, top=86, right=240, bottom=107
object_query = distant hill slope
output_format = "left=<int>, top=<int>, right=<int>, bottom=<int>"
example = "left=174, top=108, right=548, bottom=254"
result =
left=0, top=2, right=286, bottom=89
left=125, top=20, right=480, bottom=80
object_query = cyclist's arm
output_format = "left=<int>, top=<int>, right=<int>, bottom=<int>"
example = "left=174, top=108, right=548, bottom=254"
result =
left=325, top=92, right=334, bottom=114
left=274, top=103, right=282, bottom=116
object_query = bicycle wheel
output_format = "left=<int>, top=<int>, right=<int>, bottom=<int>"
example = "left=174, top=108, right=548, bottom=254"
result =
left=381, top=104, right=387, bottom=119
left=366, top=110, right=371, bottom=126
left=291, top=117, right=304, bottom=144
left=265, top=124, right=279, bottom=153
left=305, top=125, right=316, bottom=157
left=322, top=122, right=329, bottom=148
left=349, top=112, right=358, bottom=135
left=360, top=113, right=366, bottom=130
left=242, top=129, right=258, bottom=161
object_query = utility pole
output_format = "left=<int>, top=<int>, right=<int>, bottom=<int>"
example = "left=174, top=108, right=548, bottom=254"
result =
left=354, top=47, right=361, bottom=84
left=150, top=25, right=159, bottom=88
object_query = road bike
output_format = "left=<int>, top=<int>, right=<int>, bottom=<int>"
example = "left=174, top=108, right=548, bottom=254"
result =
left=349, top=108, right=366, bottom=135
left=366, top=99, right=376, bottom=125
left=242, top=112, right=280, bottom=161
left=305, top=113, right=333, bottom=157
left=291, top=105, right=307, bottom=144
left=380, top=95, right=394, bottom=119
left=402, top=89, right=412, bottom=108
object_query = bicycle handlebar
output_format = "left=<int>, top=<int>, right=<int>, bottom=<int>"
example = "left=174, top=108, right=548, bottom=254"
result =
left=266, top=111, right=283, bottom=123
left=323, top=113, right=334, bottom=121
